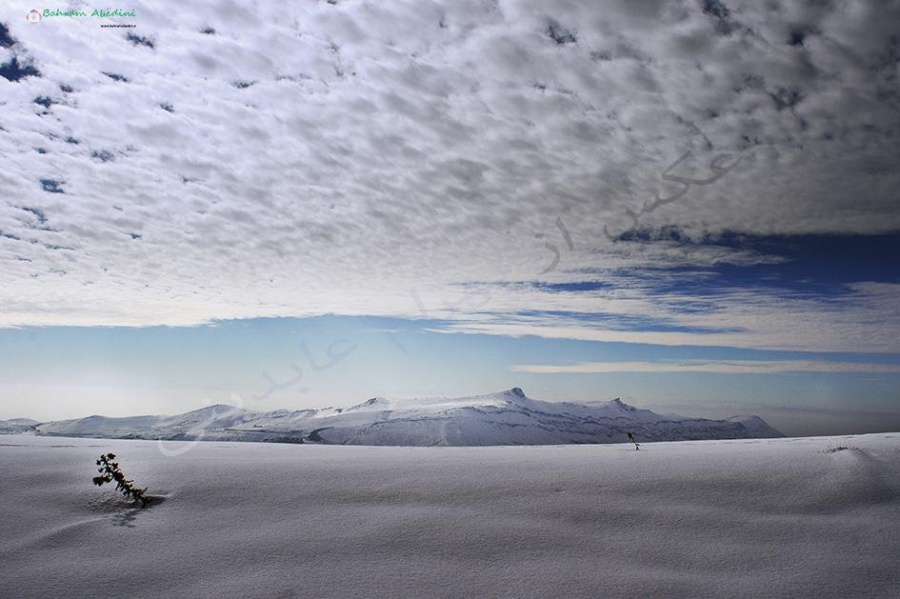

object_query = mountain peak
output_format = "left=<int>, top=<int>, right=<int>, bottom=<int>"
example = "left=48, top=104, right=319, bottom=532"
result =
left=509, top=387, right=526, bottom=398
left=186, top=403, right=246, bottom=415
left=610, top=397, right=636, bottom=411
left=347, top=396, right=390, bottom=411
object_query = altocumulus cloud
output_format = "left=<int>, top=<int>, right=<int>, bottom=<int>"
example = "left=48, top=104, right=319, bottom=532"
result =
left=0, top=0, right=898, bottom=355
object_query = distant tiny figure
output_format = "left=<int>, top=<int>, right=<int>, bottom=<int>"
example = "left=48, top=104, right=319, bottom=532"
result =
left=626, top=431, right=640, bottom=451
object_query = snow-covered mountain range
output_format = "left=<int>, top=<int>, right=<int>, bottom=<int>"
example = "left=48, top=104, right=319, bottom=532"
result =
left=1, top=388, right=781, bottom=445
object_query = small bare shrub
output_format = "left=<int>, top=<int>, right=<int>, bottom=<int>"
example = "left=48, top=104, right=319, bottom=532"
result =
left=93, top=453, right=151, bottom=507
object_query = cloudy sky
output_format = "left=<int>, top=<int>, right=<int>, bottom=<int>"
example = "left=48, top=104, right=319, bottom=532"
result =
left=1, top=0, right=898, bottom=436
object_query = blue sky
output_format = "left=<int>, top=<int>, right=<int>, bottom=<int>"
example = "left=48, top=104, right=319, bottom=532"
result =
left=1, top=0, right=899, bottom=435
left=2, top=305, right=899, bottom=436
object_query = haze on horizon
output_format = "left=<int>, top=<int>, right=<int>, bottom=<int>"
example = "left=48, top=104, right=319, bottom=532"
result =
left=1, top=0, right=898, bottom=438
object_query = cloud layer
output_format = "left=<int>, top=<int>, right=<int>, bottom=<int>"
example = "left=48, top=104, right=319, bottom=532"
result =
left=512, top=359, right=900, bottom=375
left=1, top=0, right=898, bottom=353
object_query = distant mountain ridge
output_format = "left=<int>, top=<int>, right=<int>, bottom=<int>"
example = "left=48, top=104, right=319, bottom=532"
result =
left=1, top=388, right=782, bottom=446
left=0, top=418, right=39, bottom=435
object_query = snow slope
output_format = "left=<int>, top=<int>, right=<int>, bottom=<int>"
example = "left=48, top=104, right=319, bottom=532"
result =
left=30, top=388, right=781, bottom=445
left=0, top=434, right=898, bottom=598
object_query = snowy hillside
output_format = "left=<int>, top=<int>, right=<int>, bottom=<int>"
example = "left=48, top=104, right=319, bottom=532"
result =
left=0, top=418, right=38, bottom=434
left=28, top=388, right=781, bottom=445
left=1, top=434, right=898, bottom=598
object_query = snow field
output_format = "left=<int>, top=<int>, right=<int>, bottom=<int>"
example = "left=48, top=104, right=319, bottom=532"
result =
left=1, top=434, right=898, bottom=598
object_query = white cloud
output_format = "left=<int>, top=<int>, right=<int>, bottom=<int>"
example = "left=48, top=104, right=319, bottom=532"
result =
left=512, top=359, right=900, bottom=375
left=0, top=0, right=898, bottom=355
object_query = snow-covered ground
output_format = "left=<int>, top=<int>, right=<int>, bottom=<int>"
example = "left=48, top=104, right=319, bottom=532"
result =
left=1, top=433, right=898, bottom=598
